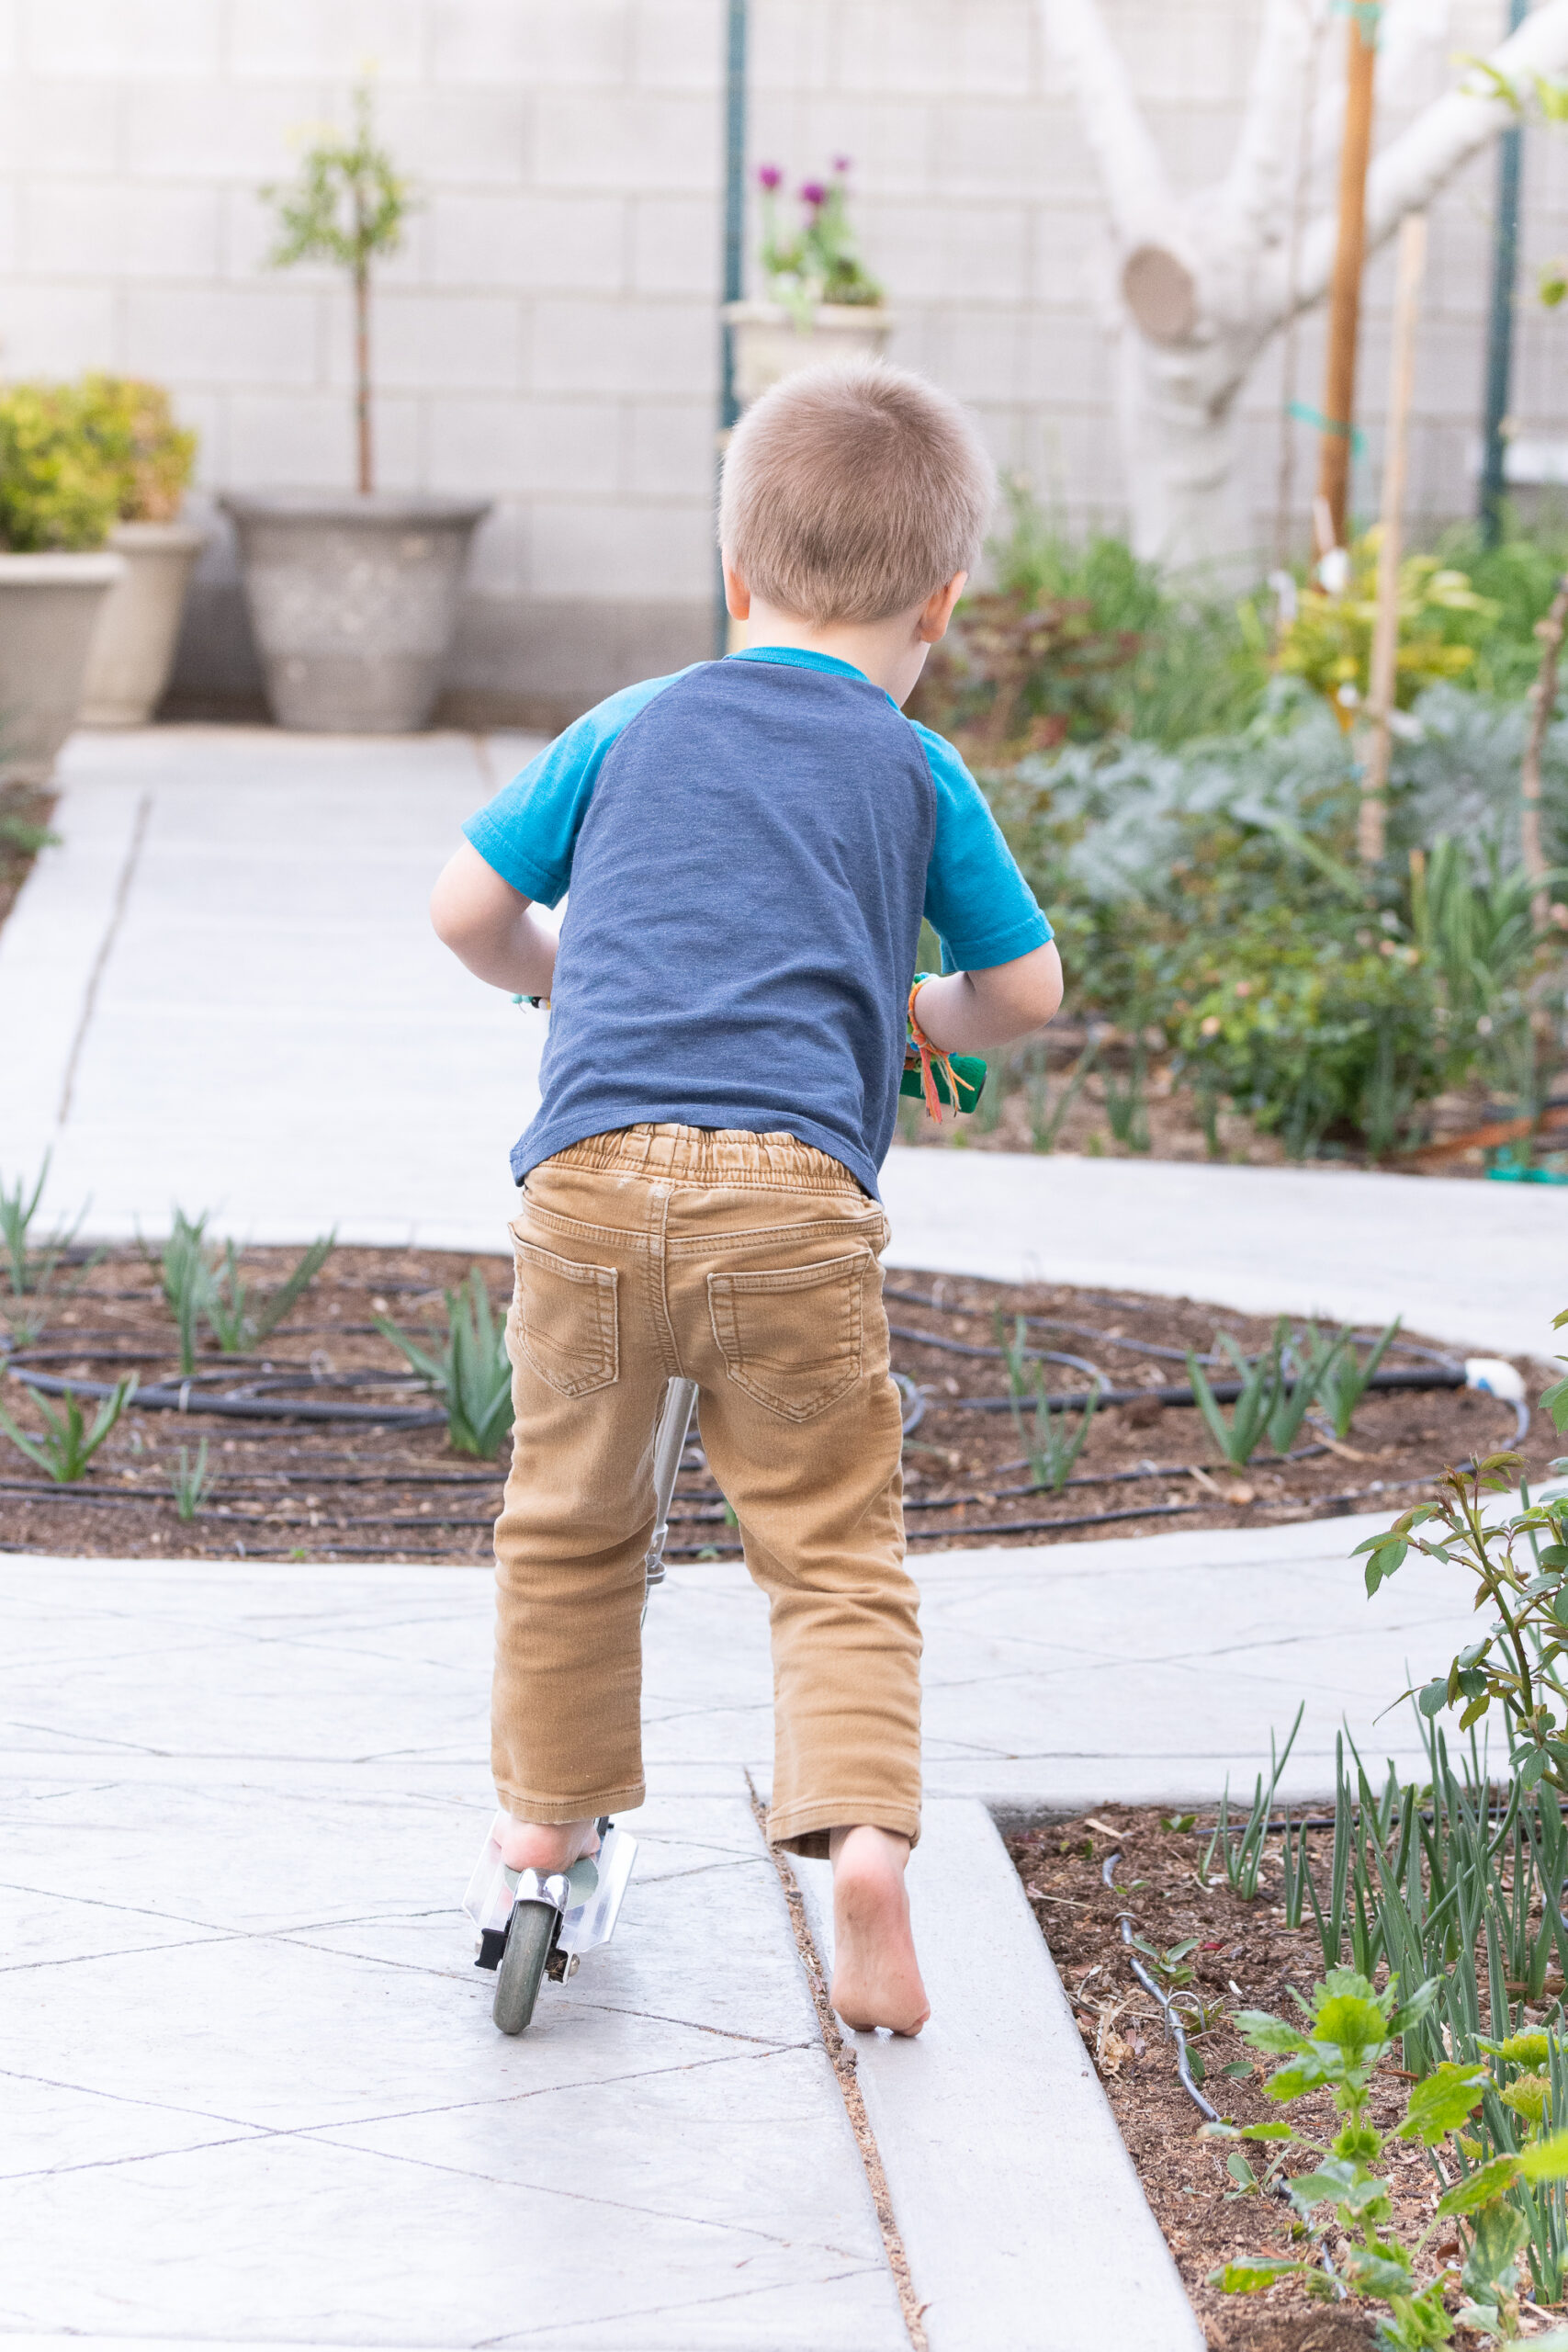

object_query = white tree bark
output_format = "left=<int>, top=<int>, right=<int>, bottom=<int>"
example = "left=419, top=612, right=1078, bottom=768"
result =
left=1043, top=0, right=1568, bottom=570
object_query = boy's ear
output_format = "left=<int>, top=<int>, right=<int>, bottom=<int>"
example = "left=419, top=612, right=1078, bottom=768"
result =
left=919, top=571, right=967, bottom=644
left=722, top=556, right=751, bottom=621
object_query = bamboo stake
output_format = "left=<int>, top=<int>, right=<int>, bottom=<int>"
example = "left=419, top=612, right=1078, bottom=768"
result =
left=1359, top=210, right=1427, bottom=865
left=1522, top=576, right=1568, bottom=933
left=1317, top=5, right=1380, bottom=548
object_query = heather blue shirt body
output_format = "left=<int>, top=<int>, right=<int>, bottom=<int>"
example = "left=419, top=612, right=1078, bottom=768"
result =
left=463, top=647, right=1052, bottom=1201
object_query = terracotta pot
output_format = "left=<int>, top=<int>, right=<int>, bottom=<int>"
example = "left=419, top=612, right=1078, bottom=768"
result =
left=0, top=549, right=126, bottom=782
left=220, top=490, right=492, bottom=733
left=722, top=301, right=897, bottom=407
left=79, top=519, right=208, bottom=728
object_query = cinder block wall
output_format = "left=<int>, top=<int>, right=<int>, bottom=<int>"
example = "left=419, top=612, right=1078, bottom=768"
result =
left=0, top=0, right=1562, bottom=728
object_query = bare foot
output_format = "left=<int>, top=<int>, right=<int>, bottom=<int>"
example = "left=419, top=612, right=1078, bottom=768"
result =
left=498, top=1815, right=600, bottom=1874
left=829, top=1824, right=929, bottom=2036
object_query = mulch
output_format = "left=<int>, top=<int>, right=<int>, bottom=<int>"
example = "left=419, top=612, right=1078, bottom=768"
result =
left=0, top=1249, right=1549, bottom=1562
left=1007, top=1806, right=1475, bottom=2349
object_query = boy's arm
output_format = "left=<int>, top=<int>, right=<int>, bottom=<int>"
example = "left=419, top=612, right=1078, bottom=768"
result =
left=430, top=842, right=558, bottom=997
left=912, top=943, right=1063, bottom=1054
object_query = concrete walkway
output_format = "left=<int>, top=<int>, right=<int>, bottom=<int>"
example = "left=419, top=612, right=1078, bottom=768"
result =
left=2, top=726, right=1560, bottom=1362
left=2, top=1514, right=1486, bottom=2351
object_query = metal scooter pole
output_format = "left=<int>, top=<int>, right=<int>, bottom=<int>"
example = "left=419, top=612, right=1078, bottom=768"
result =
left=642, top=1375, right=700, bottom=1614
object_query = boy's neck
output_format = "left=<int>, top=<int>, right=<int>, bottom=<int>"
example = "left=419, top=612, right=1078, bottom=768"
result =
left=738, top=602, right=931, bottom=707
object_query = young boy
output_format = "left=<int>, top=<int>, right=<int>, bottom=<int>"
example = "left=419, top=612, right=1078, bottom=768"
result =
left=430, top=361, right=1061, bottom=2035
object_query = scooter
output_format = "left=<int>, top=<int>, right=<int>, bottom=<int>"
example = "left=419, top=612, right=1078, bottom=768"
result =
left=460, top=1374, right=700, bottom=2035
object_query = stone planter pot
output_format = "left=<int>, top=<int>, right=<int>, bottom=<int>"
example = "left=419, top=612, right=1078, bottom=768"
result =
left=220, top=491, right=492, bottom=733
left=79, top=519, right=208, bottom=728
left=722, top=301, right=897, bottom=408
left=0, top=550, right=127, bottom=783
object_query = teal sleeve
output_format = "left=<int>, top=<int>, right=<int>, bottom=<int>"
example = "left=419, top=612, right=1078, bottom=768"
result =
left=461, top=668, right=696, bottom=906
left=909, top=719, right=1054, bottom=972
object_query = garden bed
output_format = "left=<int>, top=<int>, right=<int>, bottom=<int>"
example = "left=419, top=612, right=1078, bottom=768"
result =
left=0, top=784, right=55, bottom=930
left=0, top=1244, right=1550, bottom=1562
left=1008, top=1808, right=1414, bottom=2349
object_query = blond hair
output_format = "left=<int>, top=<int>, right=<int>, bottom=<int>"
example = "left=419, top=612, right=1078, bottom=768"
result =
left=718, top=360, right=994, bottom=625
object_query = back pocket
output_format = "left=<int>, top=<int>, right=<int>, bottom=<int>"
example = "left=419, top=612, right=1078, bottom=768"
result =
left=707, top=1250, right=867, bottom=1423
left=513, top=1240, right=618, bottom=1397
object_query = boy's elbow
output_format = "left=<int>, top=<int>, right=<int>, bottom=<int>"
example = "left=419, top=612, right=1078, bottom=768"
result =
left=1032, top=942, right=1064, bottom=1026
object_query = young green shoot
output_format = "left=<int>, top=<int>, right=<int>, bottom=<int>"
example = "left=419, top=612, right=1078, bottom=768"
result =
left=170, top=1440, right=216, bottom=1521
left=0, top=1374, right=136, bottom=1482
left=997, top=1312, right=1100, bottom=1490
left=378, top=1268, right=513, bottom=1458
left=204, top=1233, right=335, bottom=1353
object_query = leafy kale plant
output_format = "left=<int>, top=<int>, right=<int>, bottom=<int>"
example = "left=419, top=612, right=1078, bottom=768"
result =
left=1208, top=1968, right=1568, bottom=2349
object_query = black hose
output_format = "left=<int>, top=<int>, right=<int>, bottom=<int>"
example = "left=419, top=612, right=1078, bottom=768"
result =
left=938, top=1363, right=1468, bottom=1415
left=3, top=1365, right=445, bottom=1428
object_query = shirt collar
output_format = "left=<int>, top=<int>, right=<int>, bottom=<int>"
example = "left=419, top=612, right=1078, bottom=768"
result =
left=726, top=644, right=874, bottom=685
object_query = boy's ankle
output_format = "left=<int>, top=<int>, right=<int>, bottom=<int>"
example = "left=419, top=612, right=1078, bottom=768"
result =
left=498, top=1815, right=600, bottom=1874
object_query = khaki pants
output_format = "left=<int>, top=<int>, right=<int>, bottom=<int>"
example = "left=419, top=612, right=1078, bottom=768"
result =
left=491, top=1124, right=921, bottom=1857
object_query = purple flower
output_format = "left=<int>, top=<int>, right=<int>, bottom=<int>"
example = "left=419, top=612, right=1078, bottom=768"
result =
left=832, top=154, right=852, bottom=174
left=800, top=180, right=826, bottom=207
left=756, top=163, right=783, bottom=191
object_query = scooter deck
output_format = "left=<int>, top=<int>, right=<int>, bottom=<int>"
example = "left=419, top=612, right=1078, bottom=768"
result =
left=461, top=1812, right=637, bottom=1973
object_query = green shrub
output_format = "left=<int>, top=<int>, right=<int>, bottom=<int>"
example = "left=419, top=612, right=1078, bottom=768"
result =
left=0, top=381, right=121, bottom=551
left=75, top=374, right=197, bottom=523
left=1168, top=922, right=1445, bottom=1158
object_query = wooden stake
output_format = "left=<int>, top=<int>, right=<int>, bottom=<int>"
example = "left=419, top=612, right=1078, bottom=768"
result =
left=1359, top=210, right=1427, bottom=865
left=1522, top=576, right=1568, bottom=932
left=1317, top=6, right=1380, bottom=548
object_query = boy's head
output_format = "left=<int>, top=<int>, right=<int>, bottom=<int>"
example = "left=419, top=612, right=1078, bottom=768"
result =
left=719, top=360, right=994, bottom=627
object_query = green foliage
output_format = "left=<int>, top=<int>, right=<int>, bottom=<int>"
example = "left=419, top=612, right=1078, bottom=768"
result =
left=1185, top=1325, right=1331, bottom=1468
left=73, top=374, right=197, bottom=524
left=1276, top=529, right=1497, bottom=720
left=755, top=156, right=883, bottom=316
left=265, top=84, right=412, bottom=282
left=156, top=1210, right=333, bottom=1374
left=170, top=1439, right=215, bottom=1522
left=1, top=1154, right=82, bottom=1298
left=202, top=1233, right=336, bottom=1353
left=1207, top=1968, right=1486, bottom=2349
left=0, top=380, right=121, bottom=551
left=997, top=1312, right=1100, bottom=1492
left=378, top=1268, right=513, bottom=1458
left=0, top=1374, right=135, bottom=1482
left=1303, top=1317, right=1402, bottom=1442
left=1360, top=1442, right=1568, bottom=1798
left=1199, top=1705, right=1303, bottom=1898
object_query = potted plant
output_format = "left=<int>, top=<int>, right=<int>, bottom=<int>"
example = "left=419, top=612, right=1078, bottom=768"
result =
left=78, top=375, right=205, bottom=729
left=223, top=85, right=491, bottom=733
left=723, top=158, right=896, bottom=407
left=0, top=380, right=126, bottom=784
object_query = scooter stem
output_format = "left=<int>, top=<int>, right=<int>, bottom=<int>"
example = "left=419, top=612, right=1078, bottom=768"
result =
left=642, top=1375, right=699, bottom=1599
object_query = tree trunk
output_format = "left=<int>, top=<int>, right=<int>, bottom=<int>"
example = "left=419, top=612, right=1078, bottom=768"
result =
left=1043, top=0, right=1568, bottom=567
left=355, top=261, right=373, bottom=497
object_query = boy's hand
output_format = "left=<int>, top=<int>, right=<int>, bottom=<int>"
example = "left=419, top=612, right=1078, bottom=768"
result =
left=430, top=842, right=559, bottom=998
left=911, top=943, right=1062, bottom=1055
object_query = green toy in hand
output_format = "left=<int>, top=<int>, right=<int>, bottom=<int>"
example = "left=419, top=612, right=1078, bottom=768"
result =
left=900, top=973, right=986, bottom=1117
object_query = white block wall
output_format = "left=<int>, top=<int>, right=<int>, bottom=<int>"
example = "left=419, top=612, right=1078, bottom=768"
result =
left=0, top=0, right=1563, bottom=720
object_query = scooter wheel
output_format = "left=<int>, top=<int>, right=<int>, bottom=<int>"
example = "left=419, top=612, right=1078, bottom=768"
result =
left=493, top=1899, right=557, bottom=2036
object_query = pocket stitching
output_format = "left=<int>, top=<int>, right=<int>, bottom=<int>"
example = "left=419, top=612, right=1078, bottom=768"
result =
left=707, top=1249, right=867, bottom=1424
left=513, top=1240, right=619, bottom=1398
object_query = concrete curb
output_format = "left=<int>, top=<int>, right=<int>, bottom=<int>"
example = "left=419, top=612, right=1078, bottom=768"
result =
left=795, top=1799, right=1205, bottom=2352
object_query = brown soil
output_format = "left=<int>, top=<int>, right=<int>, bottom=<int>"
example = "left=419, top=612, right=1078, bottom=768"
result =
left=0, top=1250, right=1548, bottom=1563
left=897, top=1025, right=1555, bottom=1182
left=0, top=784, right=56, bottom=930
left=1005, top=1806, right=1504, bottom=2349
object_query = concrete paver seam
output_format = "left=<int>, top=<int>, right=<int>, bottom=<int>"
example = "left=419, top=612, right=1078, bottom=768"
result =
left=746, top=1777, right=928, bottom=2352
left=55, top=787, right=152, bottom=1127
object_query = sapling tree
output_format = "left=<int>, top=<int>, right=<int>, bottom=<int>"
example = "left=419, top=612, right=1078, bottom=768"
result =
left=1207, top=1968, right=1568, bottom=2347
left=1039, top=0, right=1568, bottom=564
left=264, top=85, right=414, bottom=495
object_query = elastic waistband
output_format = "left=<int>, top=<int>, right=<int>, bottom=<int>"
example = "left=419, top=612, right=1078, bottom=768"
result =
left=547, top=1124, right=867, bottom=1196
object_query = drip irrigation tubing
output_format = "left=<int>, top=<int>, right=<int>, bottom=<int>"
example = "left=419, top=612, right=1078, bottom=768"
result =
left=1103, top=1851, right=1219, bottom=2122
left=940, top=1364, right=1468, bottom=1415
left=1, top=1362, right=446, bottom=1428
left=885, top=1285, right=1458, bottom=1373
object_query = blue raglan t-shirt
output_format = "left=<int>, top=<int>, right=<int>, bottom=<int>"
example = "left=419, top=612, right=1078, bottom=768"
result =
left=462, top=646, right=1052, bottom=1203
